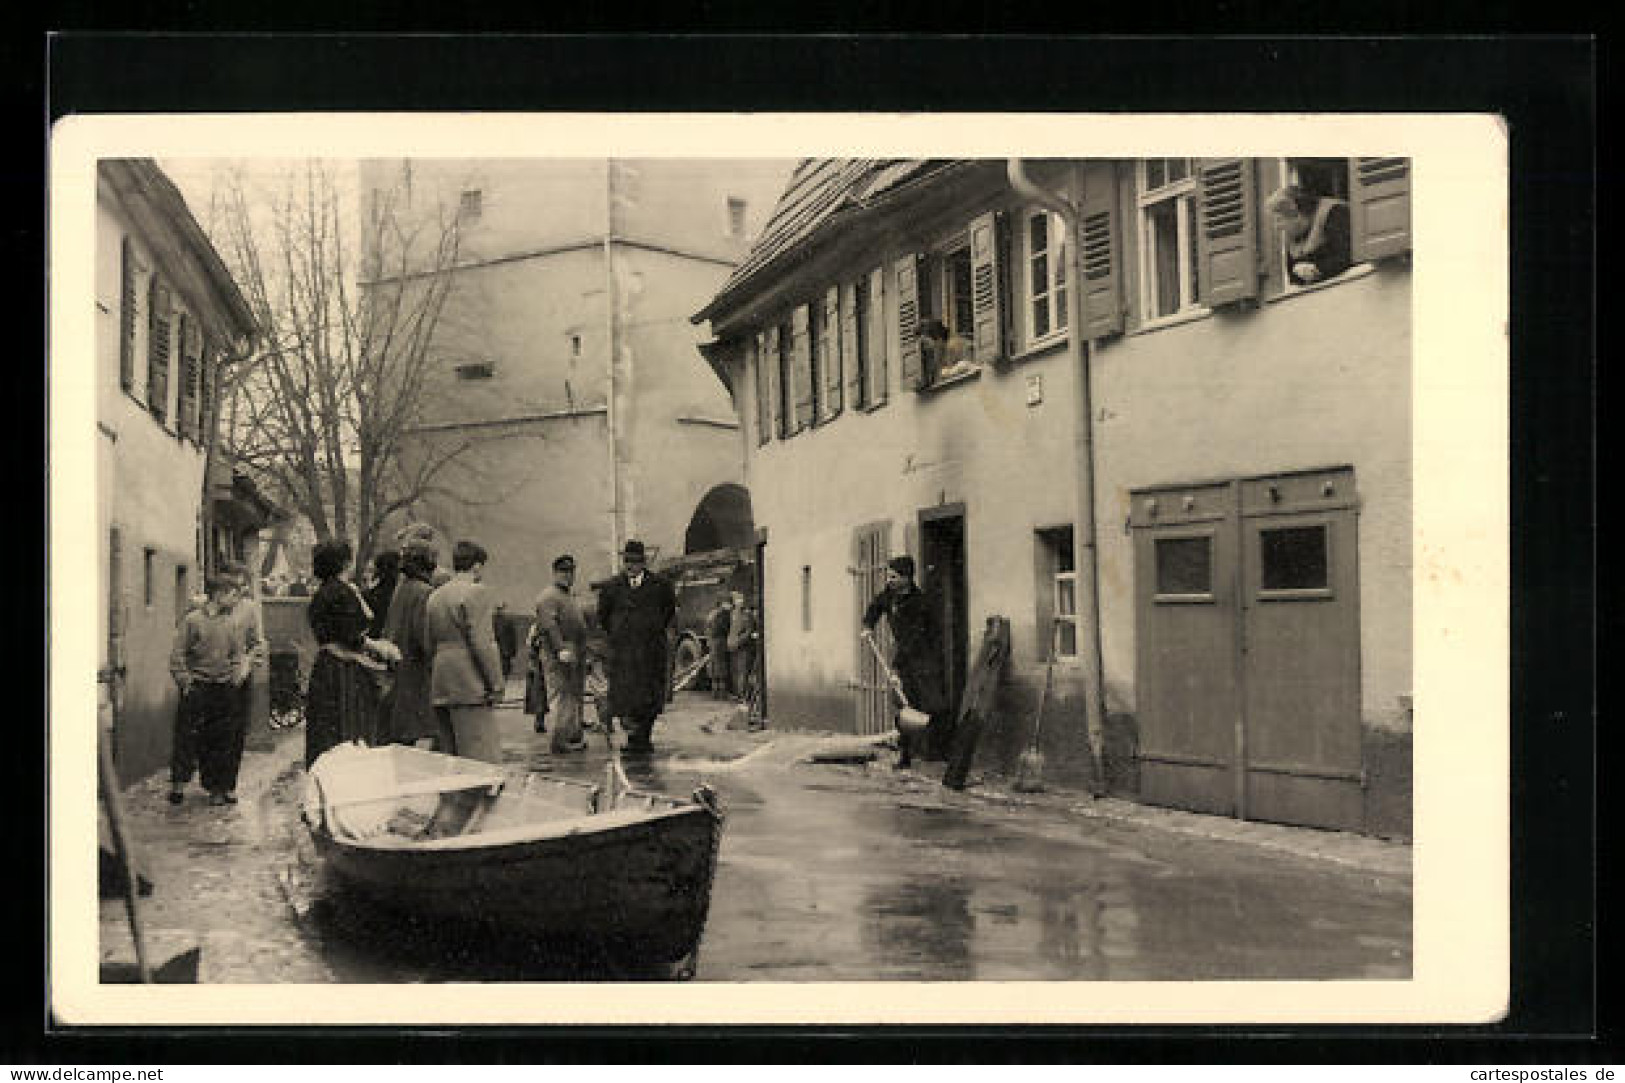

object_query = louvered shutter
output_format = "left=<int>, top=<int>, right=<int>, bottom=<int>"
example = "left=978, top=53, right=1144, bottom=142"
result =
left=199, top=340, right=215, bottom=447
left=119, top=238, right=138, bottom=391
left=764, top=325, right=782, bottom=440
left=184, top=320, right=203, bottom=444
left=969, top=211, right=1003, bottom=365
left=822, top=286, right=843, bottom=421
left=866, top=267, right=887, bottom=407
left=754, top=332, right=771, bottom=445
left=841, top=281, right=862, bottom=409
left=1349, top=157, right=1412, bottom=262
left=175, top=315, right=191, bottom=441
left=1080, top=163, right=1124, bottom=338
left=1196, top=157, right=1261, bottom=307
left=790, top=305, right=813, bottom=432
left=147, top=278, right=172, bottom=423
left=895, top=255, right=922, bottom=391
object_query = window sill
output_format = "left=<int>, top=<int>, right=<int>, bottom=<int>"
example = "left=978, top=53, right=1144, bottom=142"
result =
left=858, top=398, right=889, bottom=414
left=1265, top=262, right=1377, bottom=303
left=999, top=335, right=1069, bottom=368
left=1131, top=306, right=1212, bottom=337
left=917, top=366, right=982, bottom=395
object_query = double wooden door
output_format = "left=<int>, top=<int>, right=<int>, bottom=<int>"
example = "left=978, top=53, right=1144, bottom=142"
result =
left=1131, top=467, right=1363, bottom=831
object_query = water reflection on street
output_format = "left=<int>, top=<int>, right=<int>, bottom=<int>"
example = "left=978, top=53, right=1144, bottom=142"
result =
left=276, top=729, right=1410, bottom=983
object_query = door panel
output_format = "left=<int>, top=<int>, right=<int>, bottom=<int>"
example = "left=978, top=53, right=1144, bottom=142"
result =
left=1131, top=483, right=1240, bottom=816
left=1241, top=504, right=1362, bottom=830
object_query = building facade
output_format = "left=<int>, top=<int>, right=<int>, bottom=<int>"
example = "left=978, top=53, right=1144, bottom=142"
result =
left=96, top=159, right=259, bottom=782
left=358, top=158, right=793, bottom=608
left=693, top=157, right=1413, bottom=838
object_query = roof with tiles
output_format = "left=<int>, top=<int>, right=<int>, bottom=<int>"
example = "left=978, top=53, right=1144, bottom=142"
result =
left=695, top=157, right=963, bottom=325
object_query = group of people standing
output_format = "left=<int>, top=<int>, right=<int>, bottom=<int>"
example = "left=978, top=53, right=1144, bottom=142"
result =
left=703, top=590, right=759, bottom=705
left=298, top=531, right=681, bottom=771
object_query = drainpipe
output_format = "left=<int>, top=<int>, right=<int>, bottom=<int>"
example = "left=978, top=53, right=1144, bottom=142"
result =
left=1007, top=159, right=1107, bottom=797
left=604, top=159, right=625, bottom=563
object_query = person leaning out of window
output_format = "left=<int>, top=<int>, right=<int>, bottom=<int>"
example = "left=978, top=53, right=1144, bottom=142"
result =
left=920, top=318, right=974, bottom=385
left=1266, top=184, right=1353, bottom=287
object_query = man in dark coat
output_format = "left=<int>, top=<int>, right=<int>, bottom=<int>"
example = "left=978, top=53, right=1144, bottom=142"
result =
left=597, top=539, right=677, bottom=753
left=861, top=554, right=950, bottom=770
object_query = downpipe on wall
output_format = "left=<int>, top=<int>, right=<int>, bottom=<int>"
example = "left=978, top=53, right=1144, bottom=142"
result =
left=1006, top=159, right=1107, bottom=797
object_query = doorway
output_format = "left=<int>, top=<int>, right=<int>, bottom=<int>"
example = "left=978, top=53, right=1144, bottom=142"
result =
left=1130, top=467, right=1362, bottom=831
left=918, top=505, right=969, bottom=720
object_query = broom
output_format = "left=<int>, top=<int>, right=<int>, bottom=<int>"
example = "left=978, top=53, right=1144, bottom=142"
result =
left=1013, top=619, right=1060, bottom=793
left=863, top=632, right=931, bottom=735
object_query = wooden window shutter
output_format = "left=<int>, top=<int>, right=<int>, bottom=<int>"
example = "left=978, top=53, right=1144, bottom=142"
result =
left=790, top=305, right=813, bottom=432
left=119, top=237, right=138, bottom=392
left=895, top=254, right=923, bottom=390
left=1080, top=163, right=1125, bottom=338
left=969, top=211, right=1003, bottom=365
left=764, top=325, right=783, bottom=439
left=1196, top=157, right=1261, bottom=307
left=840, top=281, right=862, bottom=411
left=183, top=319, right=203, bottom=444
left=147, top=277, right=172, bottom=423
left=821, top=286, right=843, bottom=422
left=866, top=267, right=887, bottom=406
left=1349, top=157, right=1412, bottom=263
left=175, top=315, right=191, bottom=441
left=199, top=339, right=216, bottom=448
left=754, top=332, right=771, bottom=445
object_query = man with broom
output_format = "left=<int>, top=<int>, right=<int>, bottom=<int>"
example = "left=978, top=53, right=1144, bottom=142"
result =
left=861, top=555, right=949, bottom=770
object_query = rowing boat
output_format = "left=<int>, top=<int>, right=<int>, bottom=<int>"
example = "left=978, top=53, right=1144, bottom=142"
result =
left=301, top=743, right=724, bottom=976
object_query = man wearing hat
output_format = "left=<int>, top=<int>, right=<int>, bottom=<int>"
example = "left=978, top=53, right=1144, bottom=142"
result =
left=861, top=554, right=950, bottom=769
left=532, top=554, right=589, bottom=754
left=596, top=539, right=677, bottom=753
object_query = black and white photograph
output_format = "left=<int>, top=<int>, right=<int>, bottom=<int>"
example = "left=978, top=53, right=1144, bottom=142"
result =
left=48, top=111, right=1510, bottom=1027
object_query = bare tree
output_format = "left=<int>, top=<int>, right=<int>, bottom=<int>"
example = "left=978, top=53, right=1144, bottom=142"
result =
left=203, top=160, right=517, bottom=565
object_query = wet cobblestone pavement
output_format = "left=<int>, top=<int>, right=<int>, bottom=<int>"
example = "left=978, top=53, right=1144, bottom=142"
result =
left=101, top=689, right=1410, bottom=984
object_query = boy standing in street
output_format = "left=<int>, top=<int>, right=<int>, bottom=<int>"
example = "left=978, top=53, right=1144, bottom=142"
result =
left=168, top=574, right=252, bottom=806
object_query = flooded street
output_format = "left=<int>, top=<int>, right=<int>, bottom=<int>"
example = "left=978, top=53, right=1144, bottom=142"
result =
left=106, top=695, right=1410, bottom=984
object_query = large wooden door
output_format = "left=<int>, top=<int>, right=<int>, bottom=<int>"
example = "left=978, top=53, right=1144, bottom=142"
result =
left=1131, top=481, right=1243, bottom=817
left=1239, top=471, right=1363, bottom=830
left=1132, top=467, right=1362, bottom=831
left=920, top=506, right=969, bottom=720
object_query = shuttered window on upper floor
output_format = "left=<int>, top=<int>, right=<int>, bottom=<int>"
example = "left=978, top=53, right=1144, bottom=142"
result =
left=819, top=285, right=842, bottom=424
left=119, top=237, right=139, bottom=393
left=147, top=276, right=172, bottom=425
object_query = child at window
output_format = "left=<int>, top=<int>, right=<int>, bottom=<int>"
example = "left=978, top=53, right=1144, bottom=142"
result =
left=921, top=318, right=973, bottom=383
left=1266, top=185, right=1353, bottom=287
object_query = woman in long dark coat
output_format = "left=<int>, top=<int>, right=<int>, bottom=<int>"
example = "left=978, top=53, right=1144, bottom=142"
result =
left=304, top=538, right=383, bottom=766
left=381, top=538, right=440, bottom=747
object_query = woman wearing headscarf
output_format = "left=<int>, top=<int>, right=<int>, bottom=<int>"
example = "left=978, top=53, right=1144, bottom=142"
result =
left=304, top=538, right=392, bottom=766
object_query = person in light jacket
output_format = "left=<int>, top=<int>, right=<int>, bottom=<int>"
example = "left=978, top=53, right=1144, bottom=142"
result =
left=424, top=539, right=505, bottom=763
left=533, top=553, right=589, bottom=755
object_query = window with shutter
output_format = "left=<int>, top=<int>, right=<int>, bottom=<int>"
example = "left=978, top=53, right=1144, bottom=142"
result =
left=176, top=315, right=195, bottom=442
left=1080, top=163, right=1124, bottom=339
left=841, top=280, right=863, bottom=410
left=764, top=324, right=783, bottom=440
left=119, top=237, right=138, bottom=393
left=790, top=306, right=813, bottom=433
left=754, top=332, right=771, bottom=446
left=821, top=285, right=843, bottom=422
left=866, top=266, right=887, bottom=407
left=147, top=278, right=172, bottom=424
left=1023, top=208, right=1072, bottom=346
left=969, top=211, right=1003, bottom=365
left=1349, top=157, right=1411, bottom=263
left=1136, top=158, right=1202, bottom=321
left=1195, top=157, right=1260, bottom=308
left=895, top=254, right=922, bottom=391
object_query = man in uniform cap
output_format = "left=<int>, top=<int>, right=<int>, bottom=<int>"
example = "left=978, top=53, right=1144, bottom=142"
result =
left=861, top=553, right=950, bottom=769
left=532, top=554, right=588, bottom=753
left=596, top=540, right=677, bottom=753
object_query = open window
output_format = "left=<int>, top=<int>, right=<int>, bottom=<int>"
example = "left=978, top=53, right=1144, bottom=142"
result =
left=897, top=211, right=1003, bottom=390
left=1035, top=526, right=1079, bottom=661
